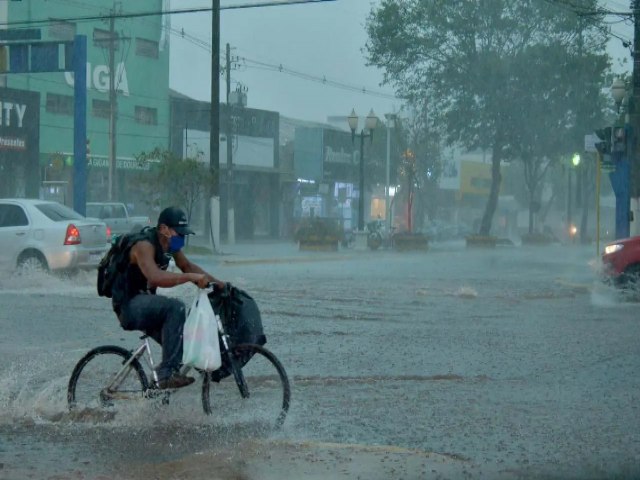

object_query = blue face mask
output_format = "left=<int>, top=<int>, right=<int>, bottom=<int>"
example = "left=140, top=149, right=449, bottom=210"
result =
left=169, top=234, right=185, bottom=253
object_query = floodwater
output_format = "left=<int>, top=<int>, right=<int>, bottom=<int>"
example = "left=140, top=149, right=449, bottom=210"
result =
left=1, top=243, right=639, bottom=479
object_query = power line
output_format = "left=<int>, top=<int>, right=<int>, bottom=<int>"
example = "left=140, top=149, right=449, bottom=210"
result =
left=2, top=1, right=397, bottom=102
left=541, top=0, right=633, bottom=45
left=0, top=0, right=337, bottom=28
left=240, top=57, right=398, bottom=100
left=161, top=25, right=399, bottom=100
left=221, top=0, right=336, bottom=9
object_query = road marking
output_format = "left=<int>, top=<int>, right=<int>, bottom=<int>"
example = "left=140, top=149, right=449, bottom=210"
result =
left=258, top=439, right=470, bottom=462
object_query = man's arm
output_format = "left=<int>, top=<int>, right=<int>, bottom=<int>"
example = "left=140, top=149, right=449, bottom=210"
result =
left=173, top=250, right=225, bottom=287
left=131, top=241, right=206, bottom=288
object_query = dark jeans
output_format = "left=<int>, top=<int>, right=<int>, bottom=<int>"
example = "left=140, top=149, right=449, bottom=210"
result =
left=118, top=294, right=186, bottom=380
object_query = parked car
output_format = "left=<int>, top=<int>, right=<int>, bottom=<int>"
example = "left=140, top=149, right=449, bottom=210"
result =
left=86, top=202, right=151, bottom=237
left=0, top=198, right=109, bottom=273
left=601, top=235, right=640, bottom=286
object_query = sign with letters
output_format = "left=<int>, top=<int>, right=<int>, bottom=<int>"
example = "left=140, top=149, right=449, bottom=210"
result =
left=0, top=87, right=40, bottom=197
left=64, top=62, right=130, bottom=96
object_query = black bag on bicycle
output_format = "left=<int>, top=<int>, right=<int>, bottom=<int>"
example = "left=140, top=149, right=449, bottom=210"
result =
left=207, top=286, right=266, bottom=382
left=208, top=286, right=266, bottom=346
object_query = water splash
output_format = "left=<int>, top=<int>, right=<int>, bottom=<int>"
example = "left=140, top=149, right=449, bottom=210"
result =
left=0, top=269, right=95, bottom=297
left=454, top=286, right=478, bottom=299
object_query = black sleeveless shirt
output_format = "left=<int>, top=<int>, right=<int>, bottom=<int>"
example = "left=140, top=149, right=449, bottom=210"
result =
left=111, top=227, right=170, bottom=310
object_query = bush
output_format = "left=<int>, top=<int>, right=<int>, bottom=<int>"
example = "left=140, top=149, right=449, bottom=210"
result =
left=294, top=217, right=342, bottom=243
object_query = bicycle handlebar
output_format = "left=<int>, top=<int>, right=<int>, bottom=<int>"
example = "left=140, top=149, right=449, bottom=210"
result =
left=206, top=281, right=233, bottom=296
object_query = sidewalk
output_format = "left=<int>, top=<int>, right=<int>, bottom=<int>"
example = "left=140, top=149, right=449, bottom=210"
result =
left=185, top=235, right=518, bottom=265
left=188, top=235, right=354, bottom=265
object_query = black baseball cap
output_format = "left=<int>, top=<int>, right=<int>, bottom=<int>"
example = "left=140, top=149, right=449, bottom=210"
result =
left=157, top=206, right=195, bottom=235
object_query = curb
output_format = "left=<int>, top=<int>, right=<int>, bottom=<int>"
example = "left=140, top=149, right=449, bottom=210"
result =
left=220, top=254, right=351, bottom=266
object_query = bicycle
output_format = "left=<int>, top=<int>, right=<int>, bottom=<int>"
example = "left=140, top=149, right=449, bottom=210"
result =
left=67, top=283, right=291, bottom=428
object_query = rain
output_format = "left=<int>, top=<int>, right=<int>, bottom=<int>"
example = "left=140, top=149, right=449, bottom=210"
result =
left=1, top=1, right=640, bottom=479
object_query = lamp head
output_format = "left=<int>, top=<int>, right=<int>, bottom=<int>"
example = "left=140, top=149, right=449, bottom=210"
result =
left=611, top=78, right=626, bottom=105
left=365, top=109, right=378, bottom=131
left=347, top=109, right=358, bottom=133
left=384, top=113, right=396, bottom=128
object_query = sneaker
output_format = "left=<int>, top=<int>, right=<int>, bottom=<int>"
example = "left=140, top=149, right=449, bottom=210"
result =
left=157, top=373, right=195, bottom=389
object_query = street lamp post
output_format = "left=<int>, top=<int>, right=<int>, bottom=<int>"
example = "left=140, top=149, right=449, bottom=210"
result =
left=384, top=113, right=396, bottom=235
left=568, top=153, right=581, bottom=242
left=348, top=108, right=378, bottom=232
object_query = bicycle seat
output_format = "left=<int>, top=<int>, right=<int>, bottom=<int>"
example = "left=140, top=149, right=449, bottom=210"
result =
left=139, top=334, right=149, bottom=340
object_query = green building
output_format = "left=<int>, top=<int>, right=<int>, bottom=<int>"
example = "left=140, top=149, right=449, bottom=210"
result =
left=1, top=0, right=170, bottom=210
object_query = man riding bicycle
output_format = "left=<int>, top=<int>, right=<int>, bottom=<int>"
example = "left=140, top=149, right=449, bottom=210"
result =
left=111, top=206, right=224, bottom=389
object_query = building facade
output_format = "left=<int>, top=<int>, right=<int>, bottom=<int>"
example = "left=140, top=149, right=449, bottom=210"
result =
left=293, top=125, right=392, bottom=232
left=294, top=126, right=358, bottom=230
left=169, top=93, right=281, bottom=239
left=2, top=0, right=170, bottom=211
left=0, top=87, right=39, bottom=198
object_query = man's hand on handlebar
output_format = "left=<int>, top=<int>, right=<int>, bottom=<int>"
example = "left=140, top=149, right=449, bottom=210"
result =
left=187, top=272, right=226, bottom=290
left=210, top=280, right=227, bottom=290
left=189, top=273, right=210, bottom=289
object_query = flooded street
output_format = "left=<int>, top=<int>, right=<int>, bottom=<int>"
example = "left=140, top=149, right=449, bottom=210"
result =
left=1, top=243, right=639, bottom=479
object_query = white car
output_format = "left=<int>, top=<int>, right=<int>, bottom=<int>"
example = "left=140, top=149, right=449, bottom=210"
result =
left=0, top=198, right=109, bottom=273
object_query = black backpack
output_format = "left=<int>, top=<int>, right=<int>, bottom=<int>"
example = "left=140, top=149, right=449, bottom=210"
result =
left=97, top=227, right=153, bottom=298
left=207, top=286, right=266, bottom=382
left=208, top=286, right=266, bottom=347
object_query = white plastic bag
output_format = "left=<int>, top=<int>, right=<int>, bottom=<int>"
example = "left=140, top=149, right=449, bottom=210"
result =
left=182, top=290, right=222, bottom=371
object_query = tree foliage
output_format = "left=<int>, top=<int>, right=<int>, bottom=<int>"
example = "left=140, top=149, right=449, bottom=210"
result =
left=366, top=0, right=610, bottom=235
left=135, top=147, right=215, bottom=225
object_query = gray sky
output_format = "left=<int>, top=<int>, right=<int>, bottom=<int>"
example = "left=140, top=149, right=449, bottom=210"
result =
left=169, top=0, right=634, bottom=125
left=170, top=0, right=398, bottom=124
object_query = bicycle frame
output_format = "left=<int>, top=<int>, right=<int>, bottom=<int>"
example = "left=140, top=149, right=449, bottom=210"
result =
left=102, top=285, right=243, bottom=400
left=102, top=337, right=156, bottom=398
left=105, top=312, right=235, bottom=397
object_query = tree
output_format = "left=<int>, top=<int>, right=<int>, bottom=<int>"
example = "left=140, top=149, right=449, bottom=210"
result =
left=509, top=33, right=609, bottom=236
left=393, top=106, right=442, bottom=233
left=135, top=147, right=215, bottom=227
left=365, top=0, right=610, bottom=236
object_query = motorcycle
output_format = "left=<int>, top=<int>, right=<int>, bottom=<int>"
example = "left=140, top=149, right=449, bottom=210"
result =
left=366, top=219, right=394, bottom=250
left=341, top=228, right=355, bottom=249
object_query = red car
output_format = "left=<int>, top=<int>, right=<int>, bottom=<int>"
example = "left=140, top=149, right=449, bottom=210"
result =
left=602, top=236, right=640, bottom=285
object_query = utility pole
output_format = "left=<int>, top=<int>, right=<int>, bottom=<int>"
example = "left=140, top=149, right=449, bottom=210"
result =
left=0, top=2, right=6, bottom=88
left=577, top=17, right=589, bottom=244
left=631, top=0, right=640, bottom=235
left=225, top=42, right=235, bottom=245
left=107, top=5, right=118, bottom=201
left=209, top=0, right=221, bottom=252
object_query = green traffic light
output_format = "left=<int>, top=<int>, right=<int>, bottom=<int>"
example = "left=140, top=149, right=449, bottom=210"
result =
left=572, top=153, right=581, bottom=167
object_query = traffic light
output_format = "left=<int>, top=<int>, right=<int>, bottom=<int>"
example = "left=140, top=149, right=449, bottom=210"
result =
left=612, top=125, right=626, bottom=153
left=0, top=46, right=7, bottom=73
left=572, top=153, right=581, bottom=167
left=594, top=126, right=616, bottom=171
left=594, top=127, right=612, bottom=156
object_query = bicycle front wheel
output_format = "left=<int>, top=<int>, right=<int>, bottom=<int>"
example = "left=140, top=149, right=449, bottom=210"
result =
left=67, top=345, right=149, bottom=413
left=202, top=344, right=291, bottom=429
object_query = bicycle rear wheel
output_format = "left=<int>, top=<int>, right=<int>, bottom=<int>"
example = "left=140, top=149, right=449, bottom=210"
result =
left=201, top=344, right=290, bottom=429
left=67, top=345, right=149, bottom=412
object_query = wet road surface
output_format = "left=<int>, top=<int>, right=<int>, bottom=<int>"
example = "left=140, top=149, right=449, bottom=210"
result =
left=1, top=243, right=639, bottom=479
